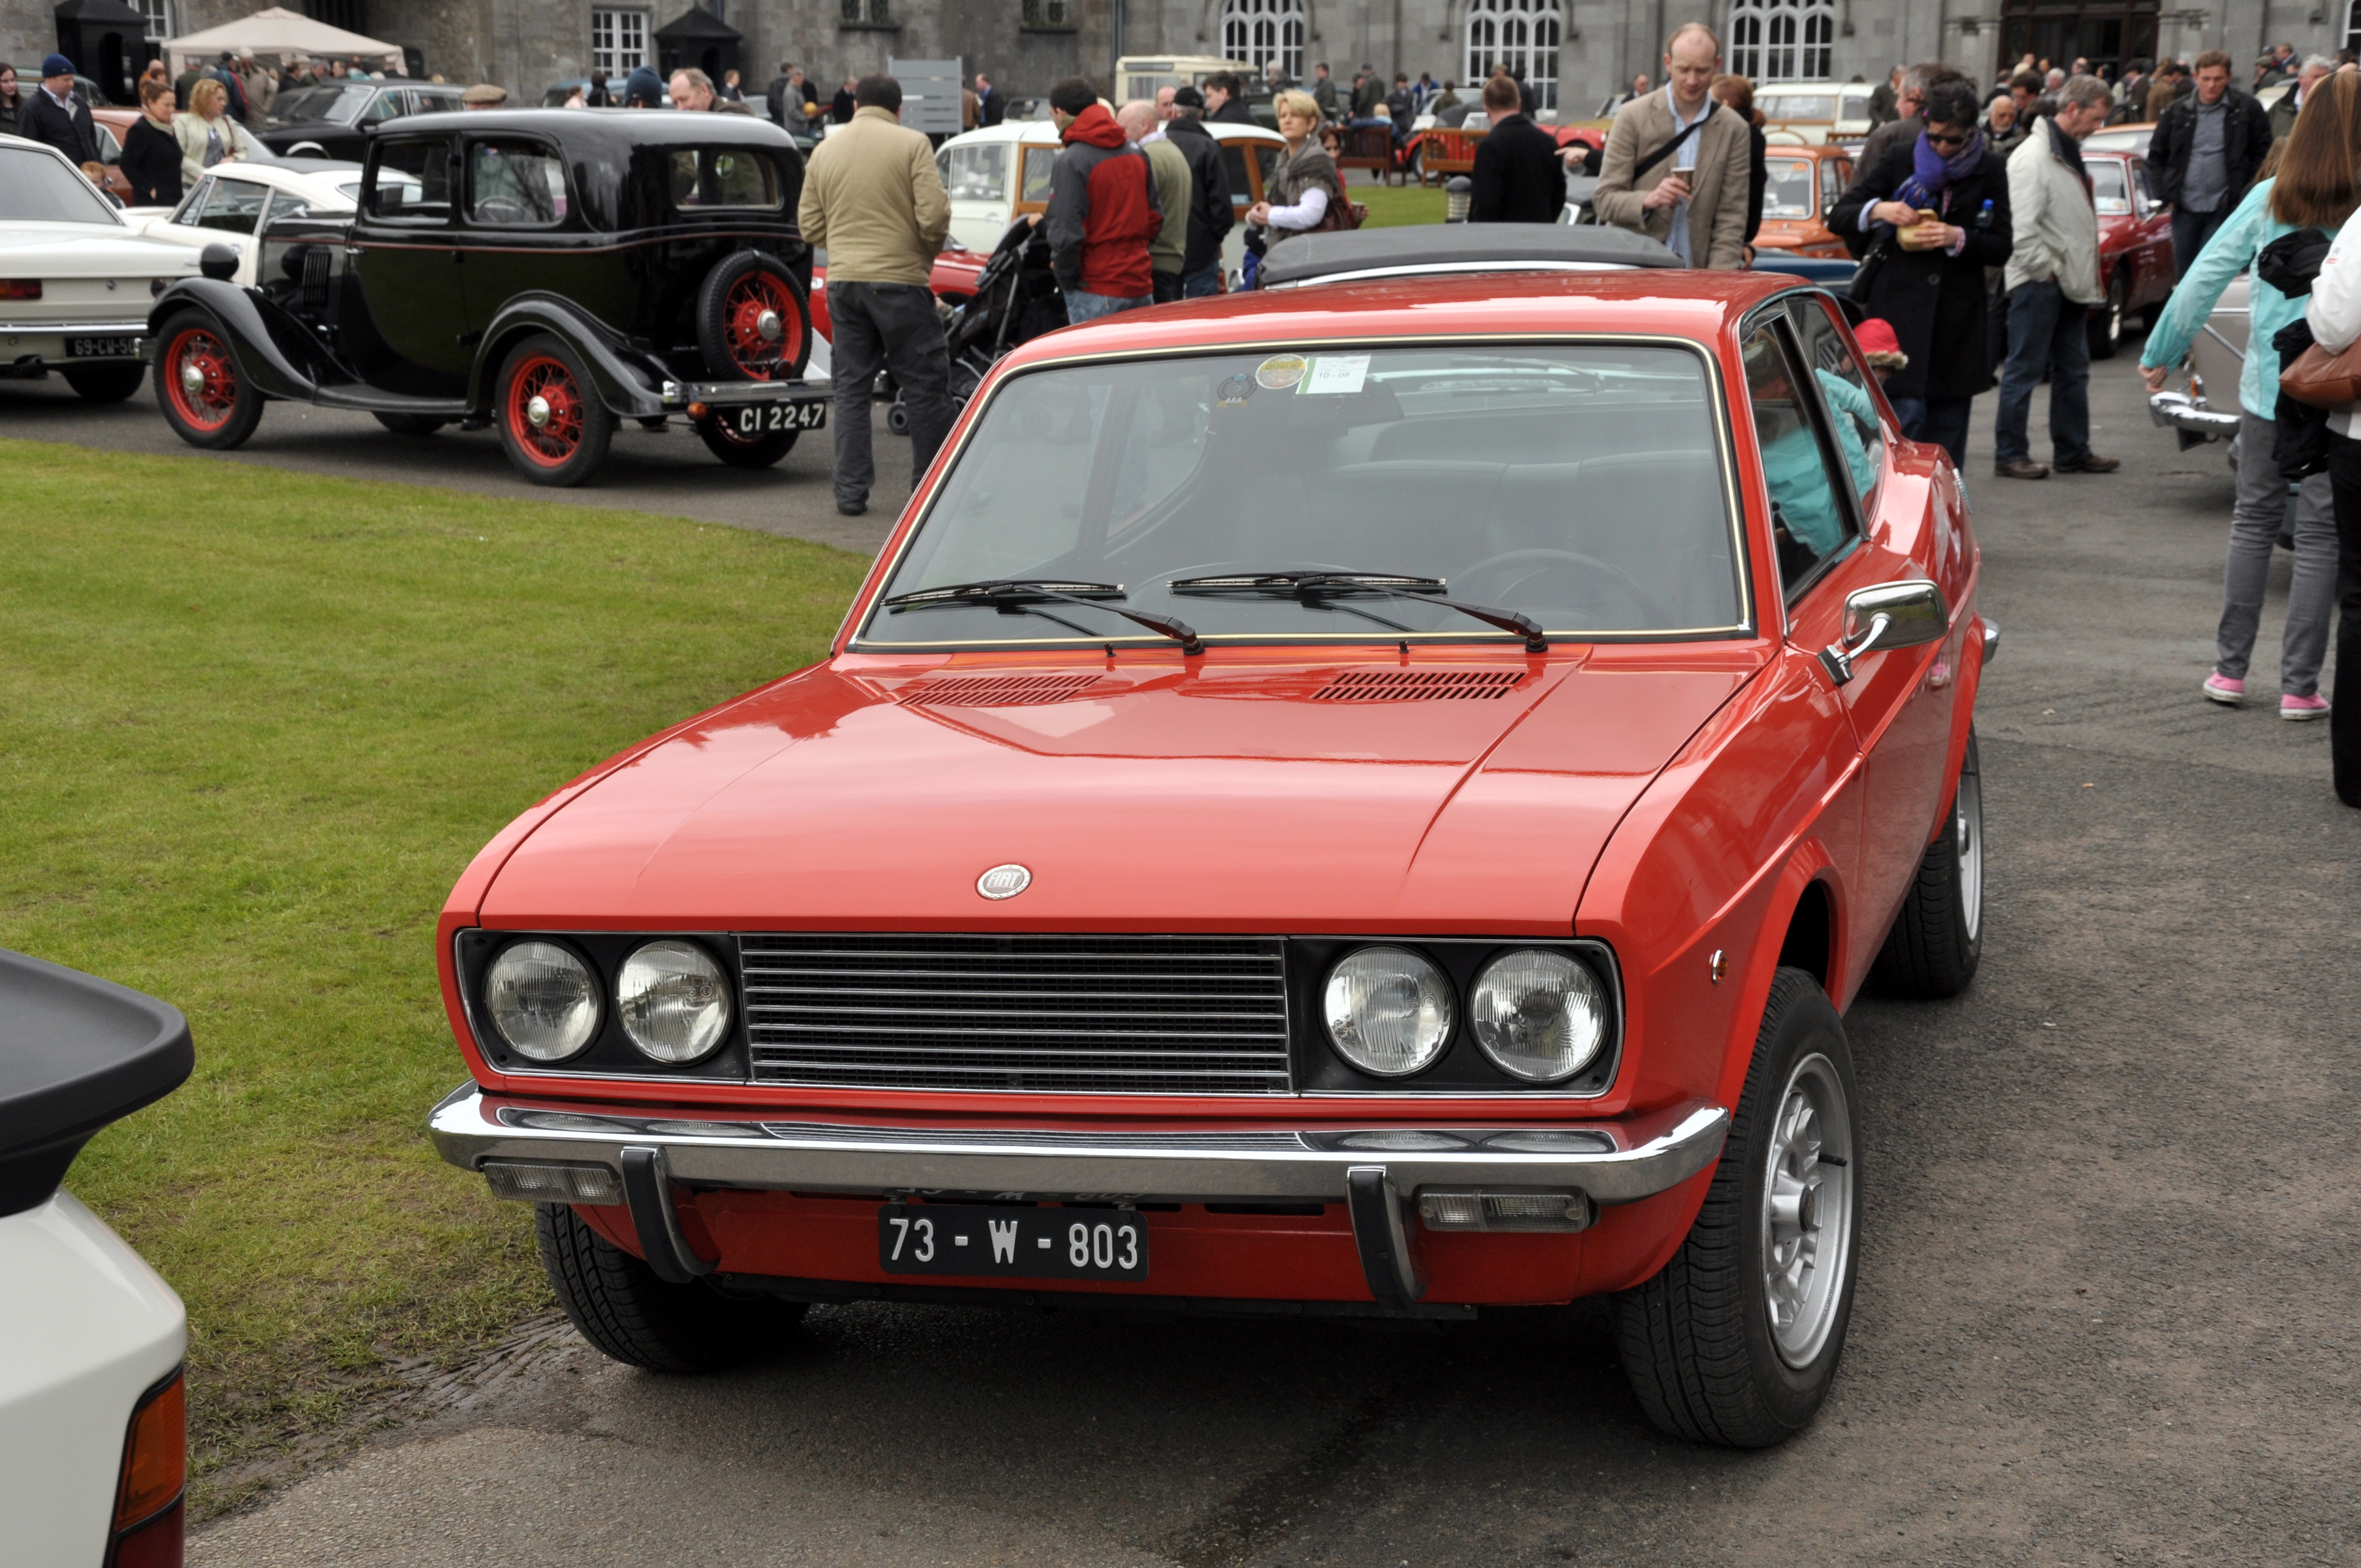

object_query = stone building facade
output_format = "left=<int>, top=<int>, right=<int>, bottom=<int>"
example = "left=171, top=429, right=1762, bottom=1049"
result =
left=4, top=0, right=2351, bottom=115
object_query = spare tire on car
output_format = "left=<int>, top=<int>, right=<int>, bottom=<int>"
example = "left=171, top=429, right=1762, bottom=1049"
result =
left=695, top=250, right=813, bottom=383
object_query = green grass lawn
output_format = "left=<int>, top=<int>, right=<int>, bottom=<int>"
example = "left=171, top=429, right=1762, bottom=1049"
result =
left=1352, top=179, right=1448, bottom=227
left=0, top=438, right=868, bottom=1511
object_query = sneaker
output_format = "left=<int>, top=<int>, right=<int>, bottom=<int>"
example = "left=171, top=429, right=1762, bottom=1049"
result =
left=2202, top=673, right=2245, bottom=705
left=2281, top=693, right=2331, bottom=721
left=835, top=498, right=868, bottom=516
left=1994, top=458, right=2050, bottom=480
left=2054, top=453, right=2122, bottom=473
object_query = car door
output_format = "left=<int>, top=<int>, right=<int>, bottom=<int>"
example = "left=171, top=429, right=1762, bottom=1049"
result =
left=1012, top=142, right=1057, bottom=224
left=2128, top=156, right=2173, bottom=309
left=458, top=134, right=609, bottom=339
left=1781, top=295, right=1961, bottom=981
left=345, top=132, right=472, bottom=391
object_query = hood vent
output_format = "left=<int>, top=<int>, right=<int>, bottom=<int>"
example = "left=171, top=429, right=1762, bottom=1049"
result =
left=1312, top=669, right=1525, bottom=701
left=898, top=674, right=1103, bottom=707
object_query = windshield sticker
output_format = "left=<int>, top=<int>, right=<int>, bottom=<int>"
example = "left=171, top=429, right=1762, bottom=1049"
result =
left=1255, top=353, right=1309, bottom=390
left=1301, top=354, right=1371, bottom=396
left=1216, top=372, right=1258, bottom=407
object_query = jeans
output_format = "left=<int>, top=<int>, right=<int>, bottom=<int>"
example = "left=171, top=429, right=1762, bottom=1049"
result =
left=1994, top=276, right=2092, bottom=466
left=2221, top=411, right=2337, bottom=695
left=2172, top=203, right=2232, bottom=280
left=1152, top=270, right=1184, bottom=304
left=1066, top=290, right=1152, bottom=323
left=2318, top=432, right=2361, bottom=804
left=1182, top=263, right=1223, bottom=298
left=826, top=280, right=955, bottom=509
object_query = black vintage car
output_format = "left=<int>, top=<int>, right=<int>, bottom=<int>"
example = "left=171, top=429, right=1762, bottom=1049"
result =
left=149, top=110, right=823, bottom=484
left=258, top=79, right=470, bottom=160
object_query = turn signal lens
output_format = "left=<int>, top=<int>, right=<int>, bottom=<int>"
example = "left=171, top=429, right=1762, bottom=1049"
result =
left=1417, top=1189, right=1595, bottom=1232
left=115, top=1368, right=186, bottom=1532
left=486, top=940, right=600, bottom=1062
left=481, top=1160, right=623, bottom=1204
left=0, top=280, right=40, bottom=300
left=1323, top=946, right=1454, bottom=1077
left=616, top=940, right=731, bottom=1064
left=1469, top=949, right=1608, bottom=1084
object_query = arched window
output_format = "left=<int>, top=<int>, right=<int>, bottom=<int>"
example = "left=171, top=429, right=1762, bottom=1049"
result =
left=1728, top=0, right=1835, bottom=80
left=1463, top=0, right=1563, bottom=110
left=1221, top=0, right=1305, bottom=82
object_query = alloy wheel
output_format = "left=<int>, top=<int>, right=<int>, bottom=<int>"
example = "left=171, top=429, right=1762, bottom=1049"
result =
left=1760, top=1051, right=1855, bottom=1368
left=722, top=271, right=801, bottom=379
left=167, top=328, right=238, bottom=430
left=507, top=356, right=584, bottom=467
left=1956, top=743, right=1984, bottom=943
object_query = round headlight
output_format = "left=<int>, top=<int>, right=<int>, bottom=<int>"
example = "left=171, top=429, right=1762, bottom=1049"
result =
left=486, top=940, right=600, bottom=1063
left=1323, top=946, right=1454, bottom=1077
left=1470, top=949, right=1608, bottom=1084
left=616, top=940, right=731, bottom=1064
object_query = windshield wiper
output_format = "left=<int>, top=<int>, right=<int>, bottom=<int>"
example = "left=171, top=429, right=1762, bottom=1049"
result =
left=881, top=579, right=1203, bottom=654
left=1169, top=571, right=1547, bottom=652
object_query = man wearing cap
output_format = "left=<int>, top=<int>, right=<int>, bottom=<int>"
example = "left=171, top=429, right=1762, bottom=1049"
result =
left=461, top=83, right=508, bottom=108
left=1162, top=85, right=1233, bottom=298
left=20, top=55, right=97, bottom=166
left=237, top=50, right=275, bottom=120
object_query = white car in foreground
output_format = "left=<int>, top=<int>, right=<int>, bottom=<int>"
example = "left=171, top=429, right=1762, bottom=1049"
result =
left=0, top=134, right=205, bottom=404
left=0, top=949, right=192, bottom=1567
left=127, top=158, right=377, bottom=287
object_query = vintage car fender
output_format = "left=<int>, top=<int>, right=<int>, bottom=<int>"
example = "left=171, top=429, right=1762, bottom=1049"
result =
left=145, top=278, right=328, bottom=402
left=465, top=292, right=672, bottom=421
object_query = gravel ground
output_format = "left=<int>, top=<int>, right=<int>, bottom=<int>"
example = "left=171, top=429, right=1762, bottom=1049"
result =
left=129, top=350, right=2359, bottom=1566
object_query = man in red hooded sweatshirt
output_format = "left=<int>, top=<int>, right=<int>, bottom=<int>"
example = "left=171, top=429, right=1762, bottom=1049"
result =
left=1043, top=77, right=1163, bottom=322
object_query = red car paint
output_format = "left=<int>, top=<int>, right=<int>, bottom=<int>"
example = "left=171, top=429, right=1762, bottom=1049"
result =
left=437, top=271, right=1984, bottom=1306
left=808, top=246, right=989, bottom=342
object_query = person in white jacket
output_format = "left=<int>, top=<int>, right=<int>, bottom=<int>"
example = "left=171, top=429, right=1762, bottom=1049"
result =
left=2300, top=192, right=2361, bottom=805
left=1993, top=75, right=2120, bottom=479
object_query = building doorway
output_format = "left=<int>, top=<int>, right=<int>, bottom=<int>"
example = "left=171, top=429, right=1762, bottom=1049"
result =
left=1998, top=0, right=2158, bottom=76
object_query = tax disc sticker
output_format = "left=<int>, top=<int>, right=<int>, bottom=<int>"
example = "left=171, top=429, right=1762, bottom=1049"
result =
left=1301, top=353, right=1370, bottom=396
left=1216, top=372, right=1258, bottom=407
left=1255, top=353, right=1310, bottom=390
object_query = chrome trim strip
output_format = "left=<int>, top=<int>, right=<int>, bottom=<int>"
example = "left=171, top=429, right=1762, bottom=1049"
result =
left=427, top=1087, right=1728, bottom=1205
left=0, top=321, right=152, bottom=335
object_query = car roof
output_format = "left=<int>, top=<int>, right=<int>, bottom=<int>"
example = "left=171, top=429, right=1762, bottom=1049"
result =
left=989, top=269, right=1800, bottom=373
left=1260, top=224, right=1679, bottom=288
left=366, top=106, right=794, bottom=150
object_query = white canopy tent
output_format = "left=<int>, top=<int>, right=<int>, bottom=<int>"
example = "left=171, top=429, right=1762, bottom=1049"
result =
left=160, top=7, right=405, bottom=76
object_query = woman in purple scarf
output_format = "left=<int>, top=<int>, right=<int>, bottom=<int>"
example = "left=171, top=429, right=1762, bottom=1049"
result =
left=1829, top=79, right=2016, bottom=468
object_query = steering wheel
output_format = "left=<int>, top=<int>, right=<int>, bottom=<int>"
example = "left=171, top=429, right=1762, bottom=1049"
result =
left=473, top=197, right=538, bottom=226
left=1452, top=548, right=1672, bottom=627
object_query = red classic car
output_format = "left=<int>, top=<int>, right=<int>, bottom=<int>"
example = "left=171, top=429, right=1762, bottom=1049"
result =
left=429, top=229, right=1993, bottom=1448
left=2085, top=148, right=2174, bottom=360
left=1753, top=145, right=1857, bottom=261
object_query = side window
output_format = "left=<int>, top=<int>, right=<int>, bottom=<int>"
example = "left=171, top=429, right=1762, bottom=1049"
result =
left=168, top=175, right=211, bottom=227
left=193, top=177, right=270, bottom=235
left=2131, top=157, right=2156, bottom=210
left=367, top=139, right=453, bottom=222
left=360, top=90, right=405, bottom=125
left=1742, top=318, right=1860, bottom=597
left=1221, top=143, right=1252, bottom=205
left=412, top=91, right=459, bottom=116
left=467, top=140, right=568, bottom=226
left=945, top=141, right=1008, bottom=202
left=1786, top=295, right=1886, bottom=520
left=666, top=148, right=780, bottom=210
left=1018, top=145, right=1055, bottom=208
left=260, top=190, right=316, bottom=227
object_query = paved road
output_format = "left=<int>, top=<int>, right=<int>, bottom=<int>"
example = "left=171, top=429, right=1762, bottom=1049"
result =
left=0, top=372, right=901, bottom=559
left=182, top=356, right=2359, bottom=1566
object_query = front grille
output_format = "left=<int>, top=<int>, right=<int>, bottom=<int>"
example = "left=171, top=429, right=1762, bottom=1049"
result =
left=738, top=934, right=1291, bottom=1095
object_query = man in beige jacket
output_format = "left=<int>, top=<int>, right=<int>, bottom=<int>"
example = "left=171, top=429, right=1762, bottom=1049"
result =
left=798, top=73, right=954, bottom=516
left=1591, top=23, right=1753, bottom=269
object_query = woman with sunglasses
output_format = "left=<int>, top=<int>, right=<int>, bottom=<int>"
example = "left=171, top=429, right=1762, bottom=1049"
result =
left=1830, top=78, right=2014, bottom=469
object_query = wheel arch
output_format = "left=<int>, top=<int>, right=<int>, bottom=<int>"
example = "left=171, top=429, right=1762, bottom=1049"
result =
left=1718, top=845, right=1847, bottom=1113
left=469, top=294, right=667, bottom=420
left=148, top=280, right=316, bottom=401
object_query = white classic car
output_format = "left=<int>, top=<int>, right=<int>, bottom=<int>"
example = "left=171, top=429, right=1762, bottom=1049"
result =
left=2147, top=271, right=2248, bottom=463
left=0, top=950, right=192, bottom=1568
left=0, top=134, right=204, bottom=404
left=127, top=159, right=393, bottom=288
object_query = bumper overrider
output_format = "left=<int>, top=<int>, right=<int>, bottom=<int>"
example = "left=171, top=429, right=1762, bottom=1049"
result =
left=2148, top=388, right=2240, bottom=442
left=429, top=1085, right=1729, bottom=1311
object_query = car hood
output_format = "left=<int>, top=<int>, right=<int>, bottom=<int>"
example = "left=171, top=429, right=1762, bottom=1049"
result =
left=0, top=226, right=200, bottom=274
left=478, top=652, right=1767, bottom=934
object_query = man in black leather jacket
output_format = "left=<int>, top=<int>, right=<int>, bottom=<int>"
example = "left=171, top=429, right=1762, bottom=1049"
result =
left=1163, top=87, right=1237, bottom=297
left=2147, top=50, right=2274, bottom=276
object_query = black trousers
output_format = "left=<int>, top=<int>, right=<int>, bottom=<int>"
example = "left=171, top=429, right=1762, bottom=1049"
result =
left=2318, top=432, right=2361, bottom=805
left=826, top=280, right=955, bottom=508
left=1152, top=270, right=1184, bottom=304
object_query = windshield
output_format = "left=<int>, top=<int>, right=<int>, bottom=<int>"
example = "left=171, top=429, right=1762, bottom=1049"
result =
left=275, top=84, right=373, bottom=124
left=2090, top=160, right=2130, bottom=215
left=0, top=148, right=124, bottom=224
left=859, top=343, right=1744, bottom=649
left=1762, top=94, right=1837, bottom=122
left=1764, top=159, right=1817, bottom=219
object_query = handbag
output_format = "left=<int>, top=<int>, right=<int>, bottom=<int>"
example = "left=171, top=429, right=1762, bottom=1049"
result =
left=1847, top=233, right=1891, bottom=303
left=2278, top=336, right=2361, bottom=409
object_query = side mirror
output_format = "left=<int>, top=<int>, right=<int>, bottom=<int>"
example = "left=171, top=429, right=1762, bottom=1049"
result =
left=1820, top=579, right=1949, bottom=685
left=199, top=242, right=240, bottom=280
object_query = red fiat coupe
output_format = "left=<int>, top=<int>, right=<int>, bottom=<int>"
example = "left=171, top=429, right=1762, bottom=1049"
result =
left=429, top=230, right=1993, bottom=1448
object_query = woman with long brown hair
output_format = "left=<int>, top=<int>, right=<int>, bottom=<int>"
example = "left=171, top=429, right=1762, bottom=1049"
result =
left=2140, top=66, right=2361, bottom=726
left=1710, top=73, right=1767, bottom=252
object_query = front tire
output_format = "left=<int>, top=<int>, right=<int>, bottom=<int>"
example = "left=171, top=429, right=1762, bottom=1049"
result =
left=154, top=311, right=264, bottom=449
left=1614, top=968, right=1861, bottom=1447
left=494, top=334, right=613, bottom=487
left=64, top=363, right=145, bottom=403
left=1868, top=728, right=1984, bottom=998
left=2089, top=274, right=2128, bottom=361
left=535, top=1202, right=803, bottom=1373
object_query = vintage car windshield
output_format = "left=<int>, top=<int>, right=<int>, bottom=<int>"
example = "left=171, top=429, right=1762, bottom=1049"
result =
left=860, top=342, right=1743, bottom=647
left=1762, top=93, right=1837, bottom=123
left=0, top=149, right=123, bottom=224
left=275, top=84, right=373, bottom=124
left=1764, top=159, right=1817, bottom=219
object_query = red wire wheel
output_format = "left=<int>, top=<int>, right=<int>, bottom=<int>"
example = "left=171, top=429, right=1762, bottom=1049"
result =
left=505, top=354, right=586, bottom=467
left=165, top=325, right=239, bottom=430
left=695, top=252, right=812, bottom=383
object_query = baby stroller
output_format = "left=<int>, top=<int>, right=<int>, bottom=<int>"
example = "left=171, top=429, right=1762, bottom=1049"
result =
left=885, top=217, right=1069, bottom=434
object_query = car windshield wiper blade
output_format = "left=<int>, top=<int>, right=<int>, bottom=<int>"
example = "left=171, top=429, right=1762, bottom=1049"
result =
left=1169, top=571, right=1547, bottom=652
left=880, top=579, right=1203, bottom=654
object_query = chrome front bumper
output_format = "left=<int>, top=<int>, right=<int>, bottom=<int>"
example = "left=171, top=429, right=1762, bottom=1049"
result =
left=2148, top=389, right=2240, bottom=440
